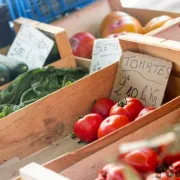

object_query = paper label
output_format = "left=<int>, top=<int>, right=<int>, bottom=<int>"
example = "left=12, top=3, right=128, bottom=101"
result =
left=111, top=51, right=172, bottom=107
left=90, top=38, right=122, bottom=73
left=8, top=24, right=54, bottom=70
left=20, top=163, right=70, bottom=180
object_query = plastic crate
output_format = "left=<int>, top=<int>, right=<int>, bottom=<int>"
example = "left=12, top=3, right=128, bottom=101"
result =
left=6, top=0, right=96, bottom=23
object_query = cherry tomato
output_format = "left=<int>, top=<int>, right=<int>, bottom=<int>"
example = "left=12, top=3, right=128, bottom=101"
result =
left=74, top=113, right=103, bottom=143
left=119, top=148, right=159, bottom=174
left=98, top=115, right=130, bottom=138
left=96, top=163, right=142, bottom=180
left=146, top=172, right=178, bottom=180
left=91, top=98, right=115, bottom=119
left=137, top=107, right=156, bottom=117
left=110, top=97, right=144, bottom=121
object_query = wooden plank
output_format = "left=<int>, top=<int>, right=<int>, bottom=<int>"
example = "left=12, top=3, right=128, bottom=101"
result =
left=0, top=62, right=116, bottom=164
left=1, top=137, right=83, bottom=180
left=0, top=45, right=10, bottom=55
left=108, top=0, right=123, bottom=11
left=60, top=109, right=180, bottom=180
left=13, top=107, right=180, bottom=180
left=148, top=17, right=180, bottom=41
left=118, top=33, right=180, bottom=74
left=14, top=18, right=72, bottom=59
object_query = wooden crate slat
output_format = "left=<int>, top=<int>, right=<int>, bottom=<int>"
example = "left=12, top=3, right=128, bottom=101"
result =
left=14, top=18, right=72, bottom=59
left=60, top=109, right=180, bottom=180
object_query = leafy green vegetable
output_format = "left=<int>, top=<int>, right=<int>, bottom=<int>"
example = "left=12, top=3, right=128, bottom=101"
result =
left=0, top=66, right=88, bottom=118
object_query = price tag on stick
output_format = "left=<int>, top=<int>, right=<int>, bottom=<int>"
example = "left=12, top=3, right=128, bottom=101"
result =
left=90, top=38, right=122, bottom=73
left=111, top=51, right=172, bottom=107
left=8, top=24, right=54, bottom=70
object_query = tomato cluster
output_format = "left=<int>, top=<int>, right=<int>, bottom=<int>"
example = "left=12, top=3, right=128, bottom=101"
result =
left=95, top=147, right=180, bottom=180
left=74, top=97, right=156, bottom=143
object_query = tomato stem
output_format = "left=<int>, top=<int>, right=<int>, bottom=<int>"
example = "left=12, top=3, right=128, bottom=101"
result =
left=117, top=98, right=127, bottom=107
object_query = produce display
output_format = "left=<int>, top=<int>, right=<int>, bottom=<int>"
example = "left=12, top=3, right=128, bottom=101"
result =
left=69, top=11, right=173, bottom=59
left=0, top=54, right=28, bottom=85
left=0, top=66, right=88, bottom=118
left=95, top=125, right=180, bottom=180
left=73, top=97, right=156, bottom=143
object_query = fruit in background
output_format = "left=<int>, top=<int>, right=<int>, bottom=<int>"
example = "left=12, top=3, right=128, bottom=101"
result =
left=119, top=148, right=159, bottom=174
left=91, top=98, right=115, bottom=119
left=98, top=115, right=130, bottom=138
left=74, top=113, right=103, bottom=143
left=110, top=97, right=144, bottom=121
left=137, top=107, right=156, bottom=118
left=70, top=32, right=95, bottom=59
left=144, top=15, right=173, bottom=34
left=100, top=12, right=143, bottom=37
left=100, top=11, right=129, bottom=36
left=0, top=64, right=10, bottom=85
left=95, top=163, right=142, bottom=180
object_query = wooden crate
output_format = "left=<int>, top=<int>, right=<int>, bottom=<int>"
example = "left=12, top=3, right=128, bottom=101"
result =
left=44, top=108, right=179, bottom=180
left=50, top=0, right=180, bottom=38
left=0, top=18, right=74, bottom=90
left=148, top=17, right=180, bottom=41
left=3, top=33, right=180, bottom=179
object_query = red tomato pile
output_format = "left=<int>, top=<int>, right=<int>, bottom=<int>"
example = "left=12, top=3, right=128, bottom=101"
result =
left=95, top=147, right=180, bottom=180
left=74, top=97, right=156, bottom=143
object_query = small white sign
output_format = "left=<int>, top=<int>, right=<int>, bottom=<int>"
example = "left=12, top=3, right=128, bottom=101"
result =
left=20, top=162, right=70, bottom=180
left=8, top=24, right=54, bottom=70
left=90, top=38, right=122, bottom=73
left=111, top=51, right=172, bottom=107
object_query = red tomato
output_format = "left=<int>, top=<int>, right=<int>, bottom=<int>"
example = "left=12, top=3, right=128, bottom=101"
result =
left=98, top=115, right=130, bottom=138
left=163, top=154, right=180, bottom=167
left=171, top=161, right=180, bottom=178
left=159, top=145, right=180, bottom=166
left=74, top=113, right=103, bottom=143
left=91, top=98, right=115, bottom=119
left=96, top=163, right=142, bottom=180
left=137, top=107, right=156, bottom=117
left=70, top=32, right=95, bottom=59
left=110, top=97, right=144, bottom=121
left=146, top=172, right=178, bottom=180
left=119, top=148, right=159, bottom=174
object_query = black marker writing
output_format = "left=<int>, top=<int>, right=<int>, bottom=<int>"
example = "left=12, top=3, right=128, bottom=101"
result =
left=114, top=76, right=126, bottom=96
left=150, top=88, right=158, bottom=107
left=140, top=85, right=148, bottom=102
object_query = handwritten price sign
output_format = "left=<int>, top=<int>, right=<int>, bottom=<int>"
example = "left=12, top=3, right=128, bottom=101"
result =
left=90, top=38, right=122, bottom=73
left=111, top=51, right=172, bottom=107
left=8, top=24, right=54, bottom=70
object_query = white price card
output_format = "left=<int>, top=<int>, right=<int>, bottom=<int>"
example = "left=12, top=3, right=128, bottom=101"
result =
left=111, top=51, right=172, bottom=107
left=8, top=24, right=54, bottom=70
left=90, top=38, right=122, bottom=73
left=20, top=162, right=70, bottom=180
